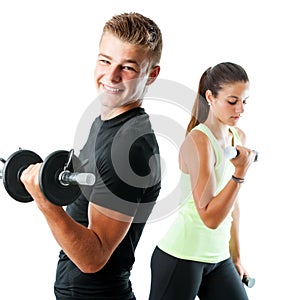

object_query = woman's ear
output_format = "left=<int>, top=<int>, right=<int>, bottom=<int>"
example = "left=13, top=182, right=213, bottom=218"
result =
left=146, top=65, right=160, bottom=85
left=205, top=90, right=213, bottom=106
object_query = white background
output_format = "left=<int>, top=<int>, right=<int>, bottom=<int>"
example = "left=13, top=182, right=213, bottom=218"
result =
left=1, top=0, right=299, bottom=299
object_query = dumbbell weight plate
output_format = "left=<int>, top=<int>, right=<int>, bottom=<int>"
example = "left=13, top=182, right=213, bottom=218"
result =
left=2, top=150, right=43, bottom=202
left=39, top=150, right=82, bottom=206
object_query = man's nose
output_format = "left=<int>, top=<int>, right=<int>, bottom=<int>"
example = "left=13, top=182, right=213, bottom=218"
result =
left=107, top=65, right=121, bottom=82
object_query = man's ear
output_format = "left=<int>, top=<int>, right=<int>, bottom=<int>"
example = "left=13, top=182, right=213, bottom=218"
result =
left=146, top=65, right=160, bottom=85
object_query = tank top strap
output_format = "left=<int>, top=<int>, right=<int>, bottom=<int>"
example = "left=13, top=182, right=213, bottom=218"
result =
left=192, top=123, right=222, bottom=168
left=229, top=127, right=242, bottom=146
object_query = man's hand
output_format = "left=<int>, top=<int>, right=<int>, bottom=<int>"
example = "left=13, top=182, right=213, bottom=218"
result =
left=20, top=163, right=55, bottom=210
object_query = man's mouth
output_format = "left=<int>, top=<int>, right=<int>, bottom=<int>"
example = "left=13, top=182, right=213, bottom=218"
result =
left=101, top=83, right=122, bottom=93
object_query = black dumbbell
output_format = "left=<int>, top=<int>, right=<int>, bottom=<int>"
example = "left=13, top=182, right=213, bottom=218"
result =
left=242, top=275, right=255, bottom=288
left=0, top=149, right=95, bottom=206
left=1, top=149, right=43, bottom=203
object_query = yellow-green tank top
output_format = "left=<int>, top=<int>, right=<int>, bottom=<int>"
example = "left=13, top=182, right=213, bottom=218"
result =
left=158, top=124, right=242, bottom=263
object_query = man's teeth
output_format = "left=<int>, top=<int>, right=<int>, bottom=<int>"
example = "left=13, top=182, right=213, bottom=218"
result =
left=104, top=85, right=120, bottom=92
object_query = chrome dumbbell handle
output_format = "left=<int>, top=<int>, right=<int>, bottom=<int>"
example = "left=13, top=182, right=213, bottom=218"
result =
left=59, top=170, right=96, bottom=186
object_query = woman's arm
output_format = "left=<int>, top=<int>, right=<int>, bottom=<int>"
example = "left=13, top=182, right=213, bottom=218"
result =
left=179, top=129, right=254, bottom=229
left=230, top=201, right=248, bottom=278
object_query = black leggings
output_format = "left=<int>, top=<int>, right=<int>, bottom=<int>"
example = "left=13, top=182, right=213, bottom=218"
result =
left=149, top=247, right=249, bottom=300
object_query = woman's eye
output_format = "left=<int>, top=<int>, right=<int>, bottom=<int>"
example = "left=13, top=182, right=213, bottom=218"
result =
left=227, top=99, right=248, bottom=105
left=228, top=101, right=238, bottom=105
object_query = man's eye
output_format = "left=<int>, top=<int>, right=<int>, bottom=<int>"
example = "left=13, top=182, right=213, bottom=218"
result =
left=123, top=66, right=136, bottom=71
left=99, top=59, right=109, bottom=64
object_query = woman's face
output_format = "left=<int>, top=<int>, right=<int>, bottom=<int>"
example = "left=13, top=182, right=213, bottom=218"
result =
left=207, top=81, right=249, bottom=126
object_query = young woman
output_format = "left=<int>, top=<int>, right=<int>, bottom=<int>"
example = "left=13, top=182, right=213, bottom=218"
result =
left=149, top=62, right=256, bottom=300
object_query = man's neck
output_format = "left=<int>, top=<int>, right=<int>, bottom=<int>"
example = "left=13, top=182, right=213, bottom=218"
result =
left=100, top=101, right=142, bottom=120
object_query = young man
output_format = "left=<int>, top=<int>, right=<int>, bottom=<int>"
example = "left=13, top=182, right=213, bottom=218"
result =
left=21, top=12, right=162, bottom=299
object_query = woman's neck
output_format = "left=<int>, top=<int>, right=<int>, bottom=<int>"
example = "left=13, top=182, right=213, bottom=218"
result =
left=204, top=118, right=232, bottom=149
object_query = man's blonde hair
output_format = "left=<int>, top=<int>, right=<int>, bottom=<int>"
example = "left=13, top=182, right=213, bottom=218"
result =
left=102, top=12, right=163, bottom=67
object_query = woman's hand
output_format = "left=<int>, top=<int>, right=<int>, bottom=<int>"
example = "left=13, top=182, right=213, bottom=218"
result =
left=230, top=145, right=256, bottom=178
left=234, top=259, right=248, bottom=279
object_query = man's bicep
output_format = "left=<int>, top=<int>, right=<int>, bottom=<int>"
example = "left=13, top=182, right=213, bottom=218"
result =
left=88, top=203, right=132, bottom=255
